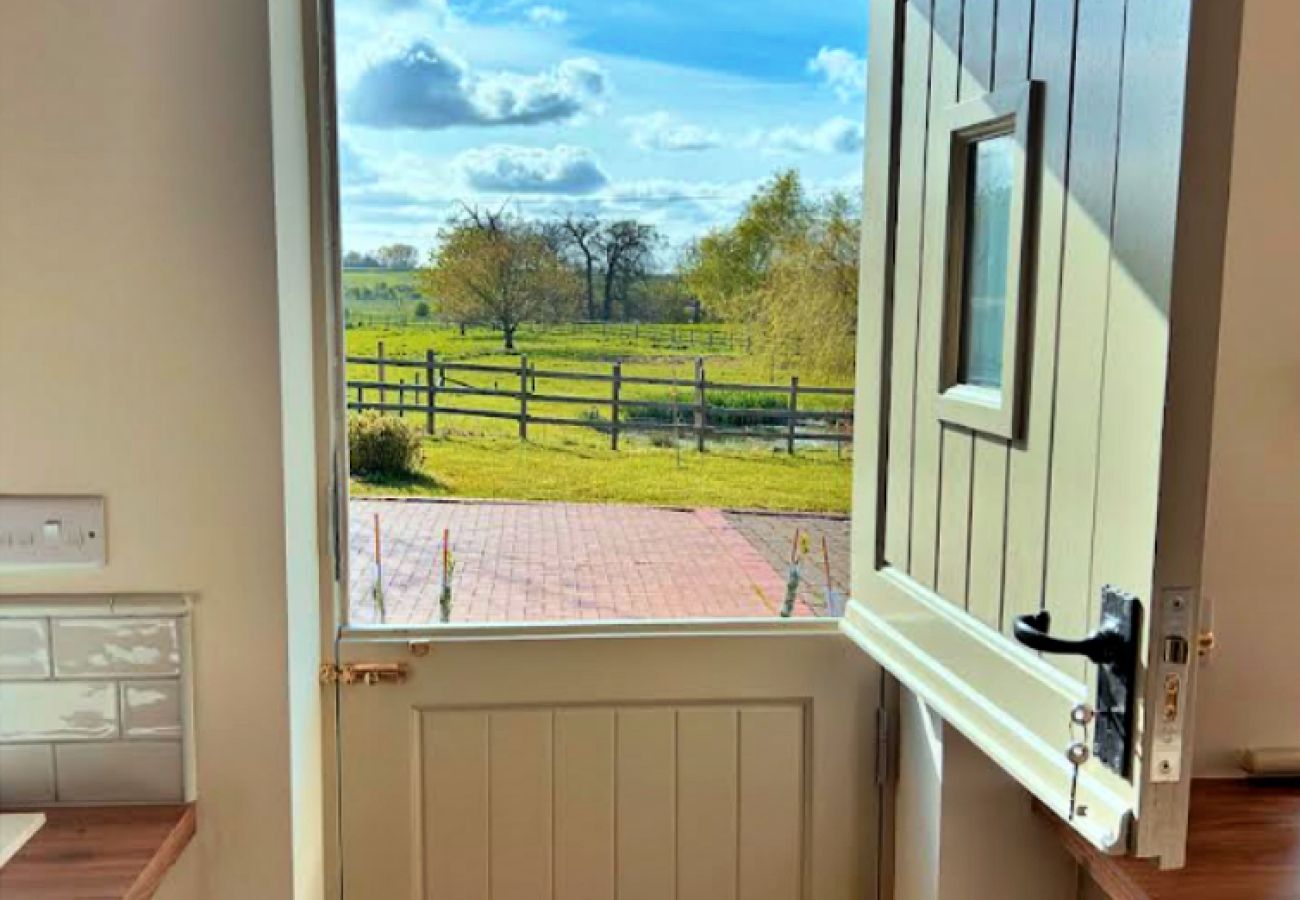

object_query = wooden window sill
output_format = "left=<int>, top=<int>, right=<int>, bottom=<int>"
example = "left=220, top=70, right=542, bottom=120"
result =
left=1037, top=780, right=1300, bottom=899
left=0, top=804, right=195, bottom=900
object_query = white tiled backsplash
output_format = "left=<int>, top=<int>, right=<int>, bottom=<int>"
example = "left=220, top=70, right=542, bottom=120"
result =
left=0, top=597, right=192, bottom=807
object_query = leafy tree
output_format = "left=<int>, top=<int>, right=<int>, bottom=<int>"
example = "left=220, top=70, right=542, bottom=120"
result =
left=678, top=172, right=860, bottom=376
left=680, top=170, right=811, bottom=322
left=418, top=207, right=579, bottom=351
left=624, top=274, right=694, bottom=323
left=755, top=192, right=861, bottom=377
left=342, top=250, right=380, bottom=268
left=375, top=243, right=419, bottom=270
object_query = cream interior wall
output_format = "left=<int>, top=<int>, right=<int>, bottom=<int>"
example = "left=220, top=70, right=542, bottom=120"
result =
left=1195, top=0, right=1300, bottom=776
left=892, top=689, right=1079, bottom=900
left=0, top=0, right=315, bottom=895
left=894, top=690, right=943, bottom=900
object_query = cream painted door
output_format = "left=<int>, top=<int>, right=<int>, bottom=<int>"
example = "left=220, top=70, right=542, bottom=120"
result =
left=846, top=0, right=1230, bottom=868
left=334, top=625, right=881, bottom=899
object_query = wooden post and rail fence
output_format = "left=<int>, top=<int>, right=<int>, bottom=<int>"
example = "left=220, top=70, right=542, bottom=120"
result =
left=347, top=341, right=853, bottom=454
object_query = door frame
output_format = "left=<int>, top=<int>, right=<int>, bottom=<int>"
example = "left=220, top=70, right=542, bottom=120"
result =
left=301, top=0, right=349, bottom=892
left=298, top=1, right=909, bottom=896
left=844, top=0, right=1242, bottom=867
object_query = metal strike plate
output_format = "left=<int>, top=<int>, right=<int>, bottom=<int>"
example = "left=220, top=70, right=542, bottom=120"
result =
left=1150, top=588, right=1194, bottom=783
left=1093, top=587, right=1142, bottom=777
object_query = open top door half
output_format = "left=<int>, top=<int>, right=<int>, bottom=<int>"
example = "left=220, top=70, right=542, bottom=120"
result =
left=846, top=0, right=1239, bottom=868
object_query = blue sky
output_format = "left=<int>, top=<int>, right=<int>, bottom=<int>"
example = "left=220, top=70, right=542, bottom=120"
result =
left=336, top=0, right=869, bottom=258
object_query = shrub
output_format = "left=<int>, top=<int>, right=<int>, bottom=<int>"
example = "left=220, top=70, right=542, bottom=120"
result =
left=414, top=300, right=431, bottom=319
left=349, top=412, right=423, bottom=477
left=629, top=390, right=793, bottom=428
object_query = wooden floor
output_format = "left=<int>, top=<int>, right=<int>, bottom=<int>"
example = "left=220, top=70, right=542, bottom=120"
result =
left=1043, top=780, right=1300, bottom=899
left=0, top=805, right=194, bottom=899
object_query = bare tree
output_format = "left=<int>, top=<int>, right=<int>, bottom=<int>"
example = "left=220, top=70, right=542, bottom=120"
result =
left=554, top=214, right=602, bottom=320
left=597, top=221, right=659, bottom=321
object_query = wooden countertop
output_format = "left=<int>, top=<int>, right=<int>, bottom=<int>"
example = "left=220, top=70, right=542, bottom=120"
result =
left=1040, top=780, right=1300, bottom=899
left=0, top=804, right=195, bottom=900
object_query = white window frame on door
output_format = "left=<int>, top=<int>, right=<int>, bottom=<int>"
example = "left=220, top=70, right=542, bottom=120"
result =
left=934, top=82, right=1039, bottom=440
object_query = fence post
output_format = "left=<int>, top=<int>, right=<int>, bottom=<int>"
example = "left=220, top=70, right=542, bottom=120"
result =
left=694, top=357, right=706, bottom=453
left=519, top=355, right=529, bottom=441
left=611, top=361, right=622, bottom=451
left=398, top=378, right=406, bottom=418
left=787, top=375, right=799, bottom=455
left=425, top=350, right=437, bottom=435
left=376, top=340, right=387, bottom=413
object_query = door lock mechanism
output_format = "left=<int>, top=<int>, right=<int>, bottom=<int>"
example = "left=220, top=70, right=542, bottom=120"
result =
left=1013, top=587, right=1142, bottom=777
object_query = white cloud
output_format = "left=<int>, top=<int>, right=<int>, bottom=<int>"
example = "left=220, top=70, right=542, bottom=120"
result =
left=808, top=47, right=867, bottom=101
left=623, top=111, right=722, bottom=152
left=455, top=144, right=609, bottom=194
left=345, top=41, right=608, bottom=129
left=751, top=116, right=865, bottom=155
left=338, top=139, right=380, bottom=185
left=527, top=5, right=568, bottom=26
left=357, top=0, right=450, bottom=14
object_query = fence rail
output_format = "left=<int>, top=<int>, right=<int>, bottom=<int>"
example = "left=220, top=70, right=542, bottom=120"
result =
left=346, top=343, right=853, bottom=453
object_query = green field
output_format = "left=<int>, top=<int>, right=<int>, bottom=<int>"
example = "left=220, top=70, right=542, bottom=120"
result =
left=343, top=268, right=418, bottom=288
left=342, top=268, right=422, bottom=324
left=345, top=321, right=854, bottom=512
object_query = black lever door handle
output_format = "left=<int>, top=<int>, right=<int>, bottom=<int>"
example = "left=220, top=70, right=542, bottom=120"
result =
left=1012, top=611, right=1126, bottom=666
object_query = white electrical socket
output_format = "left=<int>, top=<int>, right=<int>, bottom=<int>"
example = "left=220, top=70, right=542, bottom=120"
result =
left=0, top=495, right=106, bottom=569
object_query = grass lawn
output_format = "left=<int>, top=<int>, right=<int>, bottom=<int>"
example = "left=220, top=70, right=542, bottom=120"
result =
left=346, top=321, right=854, bottom=513
left=352, top=434, right=852, bottom=513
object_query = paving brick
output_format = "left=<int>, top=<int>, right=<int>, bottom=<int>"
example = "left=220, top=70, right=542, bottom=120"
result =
left=348, top=499, right=847, bottom=624
left=722, top=511, right=852, bottom=615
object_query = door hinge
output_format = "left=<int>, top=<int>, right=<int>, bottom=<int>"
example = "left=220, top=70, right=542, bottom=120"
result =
left=875, top=707, right=892, bottom=786
left=319, top=662, right=408, bottom=686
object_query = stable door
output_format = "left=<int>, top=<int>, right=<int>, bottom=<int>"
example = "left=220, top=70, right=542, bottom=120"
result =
left=332, top=626, right=882, bottom=898
left=846, top=0, right=1235, bottom=869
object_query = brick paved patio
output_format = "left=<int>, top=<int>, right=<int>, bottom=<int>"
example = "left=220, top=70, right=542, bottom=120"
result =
left=348, top=498, right=851, bottom=624
left=724, top=511, right=852, bottom=612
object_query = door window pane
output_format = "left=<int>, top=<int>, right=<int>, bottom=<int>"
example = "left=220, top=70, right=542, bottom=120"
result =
left=959, top=134, right=1015, bottom=389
